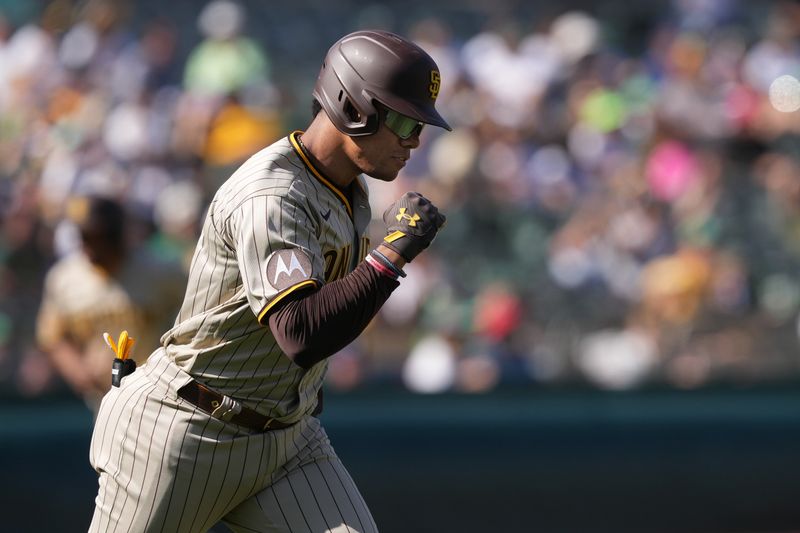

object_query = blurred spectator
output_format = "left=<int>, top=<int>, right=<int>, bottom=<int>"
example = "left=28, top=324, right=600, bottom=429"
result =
left=402, top=333, right=459, bottom=394
left=183, top=0, right=270, bottom=98
left=202, top=93, right=282, bottom=167
left=35, top=196, right=185, bottom=412
left=180, top=1, right=282, bottom=177
left=577, top=326, right=658, bottom=390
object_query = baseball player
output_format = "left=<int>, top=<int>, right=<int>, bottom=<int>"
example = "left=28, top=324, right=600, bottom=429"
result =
left=89, top=30, right=450, bottom=532
left=36, top=196, right=186, bottom=414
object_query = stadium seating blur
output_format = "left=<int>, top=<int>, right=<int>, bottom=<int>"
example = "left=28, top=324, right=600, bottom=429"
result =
left=2, top=0, right=800, bottom=401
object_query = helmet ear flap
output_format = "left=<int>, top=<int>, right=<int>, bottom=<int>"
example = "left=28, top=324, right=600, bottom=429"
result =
left=337, top=95, right=380, bottom=135
left=343, top=99, right=361, bottom=123
left=313, top=56, right=379, bottom=135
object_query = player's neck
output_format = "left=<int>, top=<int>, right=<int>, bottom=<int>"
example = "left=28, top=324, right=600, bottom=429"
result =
left=298, top=120, right=360, bottom=189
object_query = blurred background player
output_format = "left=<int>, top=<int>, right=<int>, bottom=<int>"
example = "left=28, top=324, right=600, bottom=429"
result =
left=36, top=195, right=186, bottom=413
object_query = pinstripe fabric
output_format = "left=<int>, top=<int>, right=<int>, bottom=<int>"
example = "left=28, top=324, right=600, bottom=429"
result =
left=90, top=349, right=375, bottom=532
left=89, top=133, right=378, bottom=532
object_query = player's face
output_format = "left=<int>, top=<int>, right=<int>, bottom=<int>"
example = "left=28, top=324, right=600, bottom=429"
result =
left=346, top=107, right=423, bottom=182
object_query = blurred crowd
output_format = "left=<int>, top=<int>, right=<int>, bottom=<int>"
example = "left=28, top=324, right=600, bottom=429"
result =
left=2, top=0, right=800, bottom=401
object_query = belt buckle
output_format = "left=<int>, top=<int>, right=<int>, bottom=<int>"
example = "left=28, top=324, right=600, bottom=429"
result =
left=210, top=395, right=242, bottom=422
left=262, top=418, right=275, bottom=430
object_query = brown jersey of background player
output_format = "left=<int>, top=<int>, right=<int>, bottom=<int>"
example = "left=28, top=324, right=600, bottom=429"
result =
left=36, top=196, right=186, bottom=414
left=89, top=29, right=449, bottom=533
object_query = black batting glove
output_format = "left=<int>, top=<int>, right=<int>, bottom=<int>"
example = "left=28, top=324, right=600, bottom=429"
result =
left=382, top=192, right=446, bottom=263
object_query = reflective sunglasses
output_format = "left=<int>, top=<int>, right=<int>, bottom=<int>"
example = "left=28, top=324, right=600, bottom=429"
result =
left=384, top=108, right=425, bottom=139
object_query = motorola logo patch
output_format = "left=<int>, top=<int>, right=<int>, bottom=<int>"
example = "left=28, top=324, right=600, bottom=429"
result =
left=266, top=249, right=313, bottom=290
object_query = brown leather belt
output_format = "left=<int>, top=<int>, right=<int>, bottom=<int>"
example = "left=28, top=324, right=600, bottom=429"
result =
left=177, top=380, right=322, bottom=432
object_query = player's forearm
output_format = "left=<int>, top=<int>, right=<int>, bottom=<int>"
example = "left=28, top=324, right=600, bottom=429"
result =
left=46, top=340, right=96, bottom=393
left=268, top=260, right=399, bottom=368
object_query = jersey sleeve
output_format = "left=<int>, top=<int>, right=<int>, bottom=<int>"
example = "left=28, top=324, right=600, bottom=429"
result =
left=229, top=193, right=325, bottom=324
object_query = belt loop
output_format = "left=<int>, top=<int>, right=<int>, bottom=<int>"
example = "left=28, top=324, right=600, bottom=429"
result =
left=210, top=395, right=242, bottom=422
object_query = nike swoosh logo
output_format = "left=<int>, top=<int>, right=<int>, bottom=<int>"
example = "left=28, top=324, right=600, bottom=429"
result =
left=321, top=208, right=331, bottom=221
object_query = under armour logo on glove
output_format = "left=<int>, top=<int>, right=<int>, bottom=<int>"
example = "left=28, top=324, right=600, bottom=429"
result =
left=395, top=208, right=421, bottom=227
left=382, top=192, right=446, bottom=263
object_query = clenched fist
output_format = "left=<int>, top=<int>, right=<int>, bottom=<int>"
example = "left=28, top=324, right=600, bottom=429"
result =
left=382, top=192, right=446, bottom=263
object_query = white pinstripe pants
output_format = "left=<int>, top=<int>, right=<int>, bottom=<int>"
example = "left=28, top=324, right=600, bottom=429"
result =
left=89, top=350, right=378, bottom=533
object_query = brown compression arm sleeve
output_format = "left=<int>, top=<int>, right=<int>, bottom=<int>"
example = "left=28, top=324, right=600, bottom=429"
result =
left=267, top=260, right=400, bottom=369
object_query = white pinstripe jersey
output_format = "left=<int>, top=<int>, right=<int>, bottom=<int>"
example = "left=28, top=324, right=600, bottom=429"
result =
left=161, top=131, right=371, bottom=423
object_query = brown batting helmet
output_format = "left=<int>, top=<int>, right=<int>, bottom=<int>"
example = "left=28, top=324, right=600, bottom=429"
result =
left=313, top=30, right=452, bottom=136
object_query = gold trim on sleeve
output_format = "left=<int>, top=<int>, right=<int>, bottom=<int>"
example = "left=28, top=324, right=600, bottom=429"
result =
left=257, top=279, right=319, bottom=324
